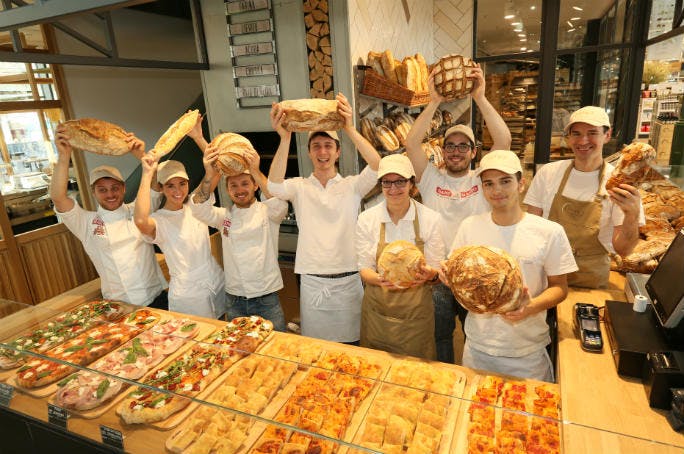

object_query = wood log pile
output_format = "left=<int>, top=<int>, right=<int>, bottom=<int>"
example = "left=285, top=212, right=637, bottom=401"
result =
left=304, top=0, right=334, bottom=99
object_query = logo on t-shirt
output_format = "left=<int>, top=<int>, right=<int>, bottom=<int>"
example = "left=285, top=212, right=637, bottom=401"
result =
left=434, top=185, right=479, bottom=199
left=222, top=218, right=232, bottom=237
left=92, top=216, right=106, bottom=236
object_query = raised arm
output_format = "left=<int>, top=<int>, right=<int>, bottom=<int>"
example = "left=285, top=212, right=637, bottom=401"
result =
left=192, top=142, right=221, bottom=204
left=186, top=113, right=208, bottom=152
left=133, top=154, right=159, bottom=237
left=405, top=68, right=445, bottom=182
left=244, top=150, right=272, bottom=199
left=337, top=92, right=381, bottom=171
left=50, top=124, right=76, bottom=213
left=470, top=64, right=511, bottom=151
left=125, top=135, right=159, bottom=191
left=268, top=102, right=291, bottom=183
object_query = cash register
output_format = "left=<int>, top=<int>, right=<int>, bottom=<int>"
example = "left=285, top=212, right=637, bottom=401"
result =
left=604, top=229, right=684, bottom=411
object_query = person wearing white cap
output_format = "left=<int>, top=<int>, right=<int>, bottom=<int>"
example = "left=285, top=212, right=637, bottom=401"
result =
left=134, top=155, right=225, bottom=319
left=446, top=150, right=577, bottom=381
left=524, top=106, right=643, bottom=289
left=268, top=93, right=381, bottom=344
left=50, top=124, right=168, bottom=309
left=404, top=64, right=512, bottom=364
left=189, top=139, right=288, bottom=331
left=356, top=154, right=445, bottom=359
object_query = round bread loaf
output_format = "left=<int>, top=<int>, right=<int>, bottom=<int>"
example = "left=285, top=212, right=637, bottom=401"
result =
left=279, top=99, right=345, bottom=132
left=378, top=240, right=426, bottom=288
left=432, top=54, right=477, bottom=101
left=209, top=133, right=256, bottom=176
left=154, top=110, right=200, bottom=157
left=62, top=118, right=130, bottom=155
left=443, top=245, right=523, bottom=314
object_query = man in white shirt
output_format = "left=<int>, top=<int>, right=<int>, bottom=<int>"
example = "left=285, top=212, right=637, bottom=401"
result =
left=524, top=106, right=642, bottom=288
left=190, top=141, right=288, bottom=331
left=268, top=93, right=381, bottom=343
left=448, top=150, right=577, bottom=381
left=50, top=125, right=167, bottom=308
left=405, top=65, right=512, bottom=363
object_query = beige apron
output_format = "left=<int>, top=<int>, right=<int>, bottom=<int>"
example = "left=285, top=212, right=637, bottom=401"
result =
left=548, top=162, right=609, bottom=288
left=360, top=206, right=436, bottom=360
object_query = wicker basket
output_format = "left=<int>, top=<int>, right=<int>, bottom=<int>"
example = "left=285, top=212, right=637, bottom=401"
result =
left=432, top=54, right=477, bottom=101
left=361, top=69, right=431, bottom=106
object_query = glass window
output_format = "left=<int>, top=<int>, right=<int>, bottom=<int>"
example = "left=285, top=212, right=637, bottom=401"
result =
left=558, top=0, right=630, bottom=50
left=476, top=0, right=541, bottom=57
left=649, top=0, right=677, bottom=38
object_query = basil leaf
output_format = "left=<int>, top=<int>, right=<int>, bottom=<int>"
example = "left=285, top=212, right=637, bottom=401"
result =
left=123, top=350, right=137, bottom=364
left=149, top=395, right=167, bottom=407
left=17, top=364, right=32, bottom=372
left=65, top=345, right=85, bottom=352
left=180, top=323, right=197, bottom=332
left=132, top=338, right=148, bottom=356
left=57, top=374, right=77, bottom=387
left=37, top=370, right=52, bottom=379
left=127, top=312, right=137, bottom=323
left=96, top=379, right=110, bottom=399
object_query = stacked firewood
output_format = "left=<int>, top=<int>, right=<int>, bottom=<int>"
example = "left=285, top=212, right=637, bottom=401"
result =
left=304, top=0, right=333, bottom=99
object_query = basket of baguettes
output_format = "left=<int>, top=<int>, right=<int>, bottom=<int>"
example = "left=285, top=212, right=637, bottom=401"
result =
left=362, top=50, right=477, bottom=106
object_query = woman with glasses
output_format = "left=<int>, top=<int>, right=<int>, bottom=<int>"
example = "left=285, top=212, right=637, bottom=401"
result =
left=355, top=154, right=446, bottom=360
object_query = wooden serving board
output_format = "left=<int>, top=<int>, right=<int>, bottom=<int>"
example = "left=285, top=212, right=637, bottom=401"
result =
left=348, top=358, right=467, bottom=454
left=451, top=374, right=562, bottom=454
left=53, top=319, right=216, bottom=420
left=8, top=310, right=166, bottom=399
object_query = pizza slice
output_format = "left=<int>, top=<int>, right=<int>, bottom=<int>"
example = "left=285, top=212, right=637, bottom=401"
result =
left=496, top=430, right=527, bottom=454
left=466, top=432, right=496, bottom=454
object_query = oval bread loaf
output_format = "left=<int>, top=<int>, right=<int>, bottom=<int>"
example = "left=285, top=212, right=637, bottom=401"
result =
left=209, top=133, right=256, bottom=176
left=279, top=99, right=345, bottom=132
left=62, top=118, right=131, bottom=156
left=378, top=240, right=426, bottom=288
left=443, top=245, right=523, bottom=314
left=154, top=110, right=200, bottom=157
left=432, top=54, right=477, bottom=101
left=375, top=125, right=400, bottom=151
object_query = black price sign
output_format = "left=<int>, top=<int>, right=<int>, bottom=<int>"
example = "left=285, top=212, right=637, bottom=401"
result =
left=100, top=425, right=124, bottom=450
left=0, top=382, right=14, bottom=407
left=47, top=403, right=68, bottom=429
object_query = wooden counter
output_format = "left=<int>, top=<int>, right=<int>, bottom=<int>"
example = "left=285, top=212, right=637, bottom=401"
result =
left=558, top=272, right=684, bottom=453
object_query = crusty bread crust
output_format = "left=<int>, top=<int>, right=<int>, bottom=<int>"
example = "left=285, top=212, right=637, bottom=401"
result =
left=209, top=133, right=256, bottom=176
left=154, top=110, right=200, bottom=157
left=62, top=118, right=130, bottom=155
left=119, top=395, right=191, bottom=424
left=605, top=142, right=656, bottom=191
left=378, top=240, right=426, bottom=288
left=279, top=99, right=344, bottom=132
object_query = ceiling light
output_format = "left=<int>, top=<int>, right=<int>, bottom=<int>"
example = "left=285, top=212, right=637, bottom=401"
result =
left=567, top=21, right=574, bottom=28
left=520, top=38, right=527, bottom=41
left=511, top=22, right=521, bottom=26
left=570, top=17, right=581, bottom=21
left=573, top=6, right=583, bottom=11
left=568, top=28, right=576, bottom=32
left=520, top=47, right=527, bottom=51
left=530, top=6, right=536, bottom=10
left=518, top=33, right=526, bottom=37
left=505, top=14, right=515, bottom=19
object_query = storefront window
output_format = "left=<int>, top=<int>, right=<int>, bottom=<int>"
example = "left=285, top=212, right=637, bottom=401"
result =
left=476, top=0, right=541, bottom=57
left=648, top=0, right=678, bottom=38
left=557, top=0, right=629, bottom=50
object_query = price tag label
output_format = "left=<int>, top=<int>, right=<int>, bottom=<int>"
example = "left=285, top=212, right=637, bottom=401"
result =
left=229, top=19, right=271, bottom=35
left=235, top=84, right=280, bottom=99
left=100, top=425, right=124, bottom=450
left=234, top=64, right=277, bottom=78
left=47, top=403, right=68, bottom=429
left=226, top=0, right=270, bottom=15
left=0, top=382, right=14, bottom=407
left=231, top=42, right=273, bottom=57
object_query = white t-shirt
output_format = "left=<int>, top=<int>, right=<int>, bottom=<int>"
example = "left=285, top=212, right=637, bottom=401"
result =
left=268, top=166, right=377, bottom=274
left=451, top=212, right=578, bottom=357
left=56, top=196, right=166, bottom=306
left=190, top=195, right=288, bottom=299
left=523, top=159, right=645, bottom=253
left=355, top=200, right=446, bottom=271
left=417, top=165, right=489, bottom=248
left=146, top=205, right=224, bottom=318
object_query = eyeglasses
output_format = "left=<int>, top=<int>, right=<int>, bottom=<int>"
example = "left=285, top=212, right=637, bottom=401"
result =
left=443, top=143, right=472, bottom=153
left=380, top=178, right=409, bottom=188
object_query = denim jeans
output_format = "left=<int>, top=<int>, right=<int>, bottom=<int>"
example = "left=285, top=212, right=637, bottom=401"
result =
left=432, top=283, right=467, bottom=363
left=225, top=292, right=287, bottom=332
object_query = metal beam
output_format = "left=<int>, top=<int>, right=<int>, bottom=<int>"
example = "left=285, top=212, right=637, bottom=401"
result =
left=189, top=0, right=207, bottom=65
left=50, top=21, right=113, bottom=57
left=534, top=0, right=560, bottom=165
left=0, top=0, right=154, bottom=32
left=102, top=12, right=119, bottom=58
left=0, top=50, right=209, bottom=70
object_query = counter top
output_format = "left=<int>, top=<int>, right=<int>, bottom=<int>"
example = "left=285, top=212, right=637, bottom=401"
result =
left=558, top=272, right=684, bottom=452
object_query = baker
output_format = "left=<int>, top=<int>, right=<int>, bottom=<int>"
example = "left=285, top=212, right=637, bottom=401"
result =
left=404, top=64, right=512, bottom=363
left=268, top=93, right=381, bottom=344
left=356, top=154, right=444, bottom=359
left=50, top=125, right=168, bottom=309
left=524, top=106, right=643, bottom=288
left=447, top=150, right=577, bottom=381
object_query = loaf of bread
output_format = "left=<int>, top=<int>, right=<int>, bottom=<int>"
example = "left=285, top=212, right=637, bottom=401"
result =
left=381, top=50, right=399, bottom=84
left=62, top=118, right=131, bottom=155
left=605, top=142, right=657, bottom=190
left=209, top=133, right=256, bottom=176
left=443, top=245, right=523, bottom=314
left=375, top=125, right=400, bottom=151
left=414, top=53, right=428, bottom=91
left=360, top=117, right=379, bottom=147
left=366, top=51, right=385, bottom=77
left=154, top=110, right=200, bottom=157
left=393, top=119, right=411, bottom=147
left=432, top=54, right=476, bottom=101
left=378, top=240, right=426, bottom=288
left=279, top=99, right=345, bottom=132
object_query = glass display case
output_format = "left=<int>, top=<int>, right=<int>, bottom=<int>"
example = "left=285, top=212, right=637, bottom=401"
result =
left=1, top=298, right=683, bottom=454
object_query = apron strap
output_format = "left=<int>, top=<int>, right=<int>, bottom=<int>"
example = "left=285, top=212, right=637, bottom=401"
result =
left=557, top=160, right=606, bottom=197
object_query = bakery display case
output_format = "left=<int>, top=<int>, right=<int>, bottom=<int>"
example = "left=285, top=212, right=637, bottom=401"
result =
left=1, top=293, right=684, bottom=454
